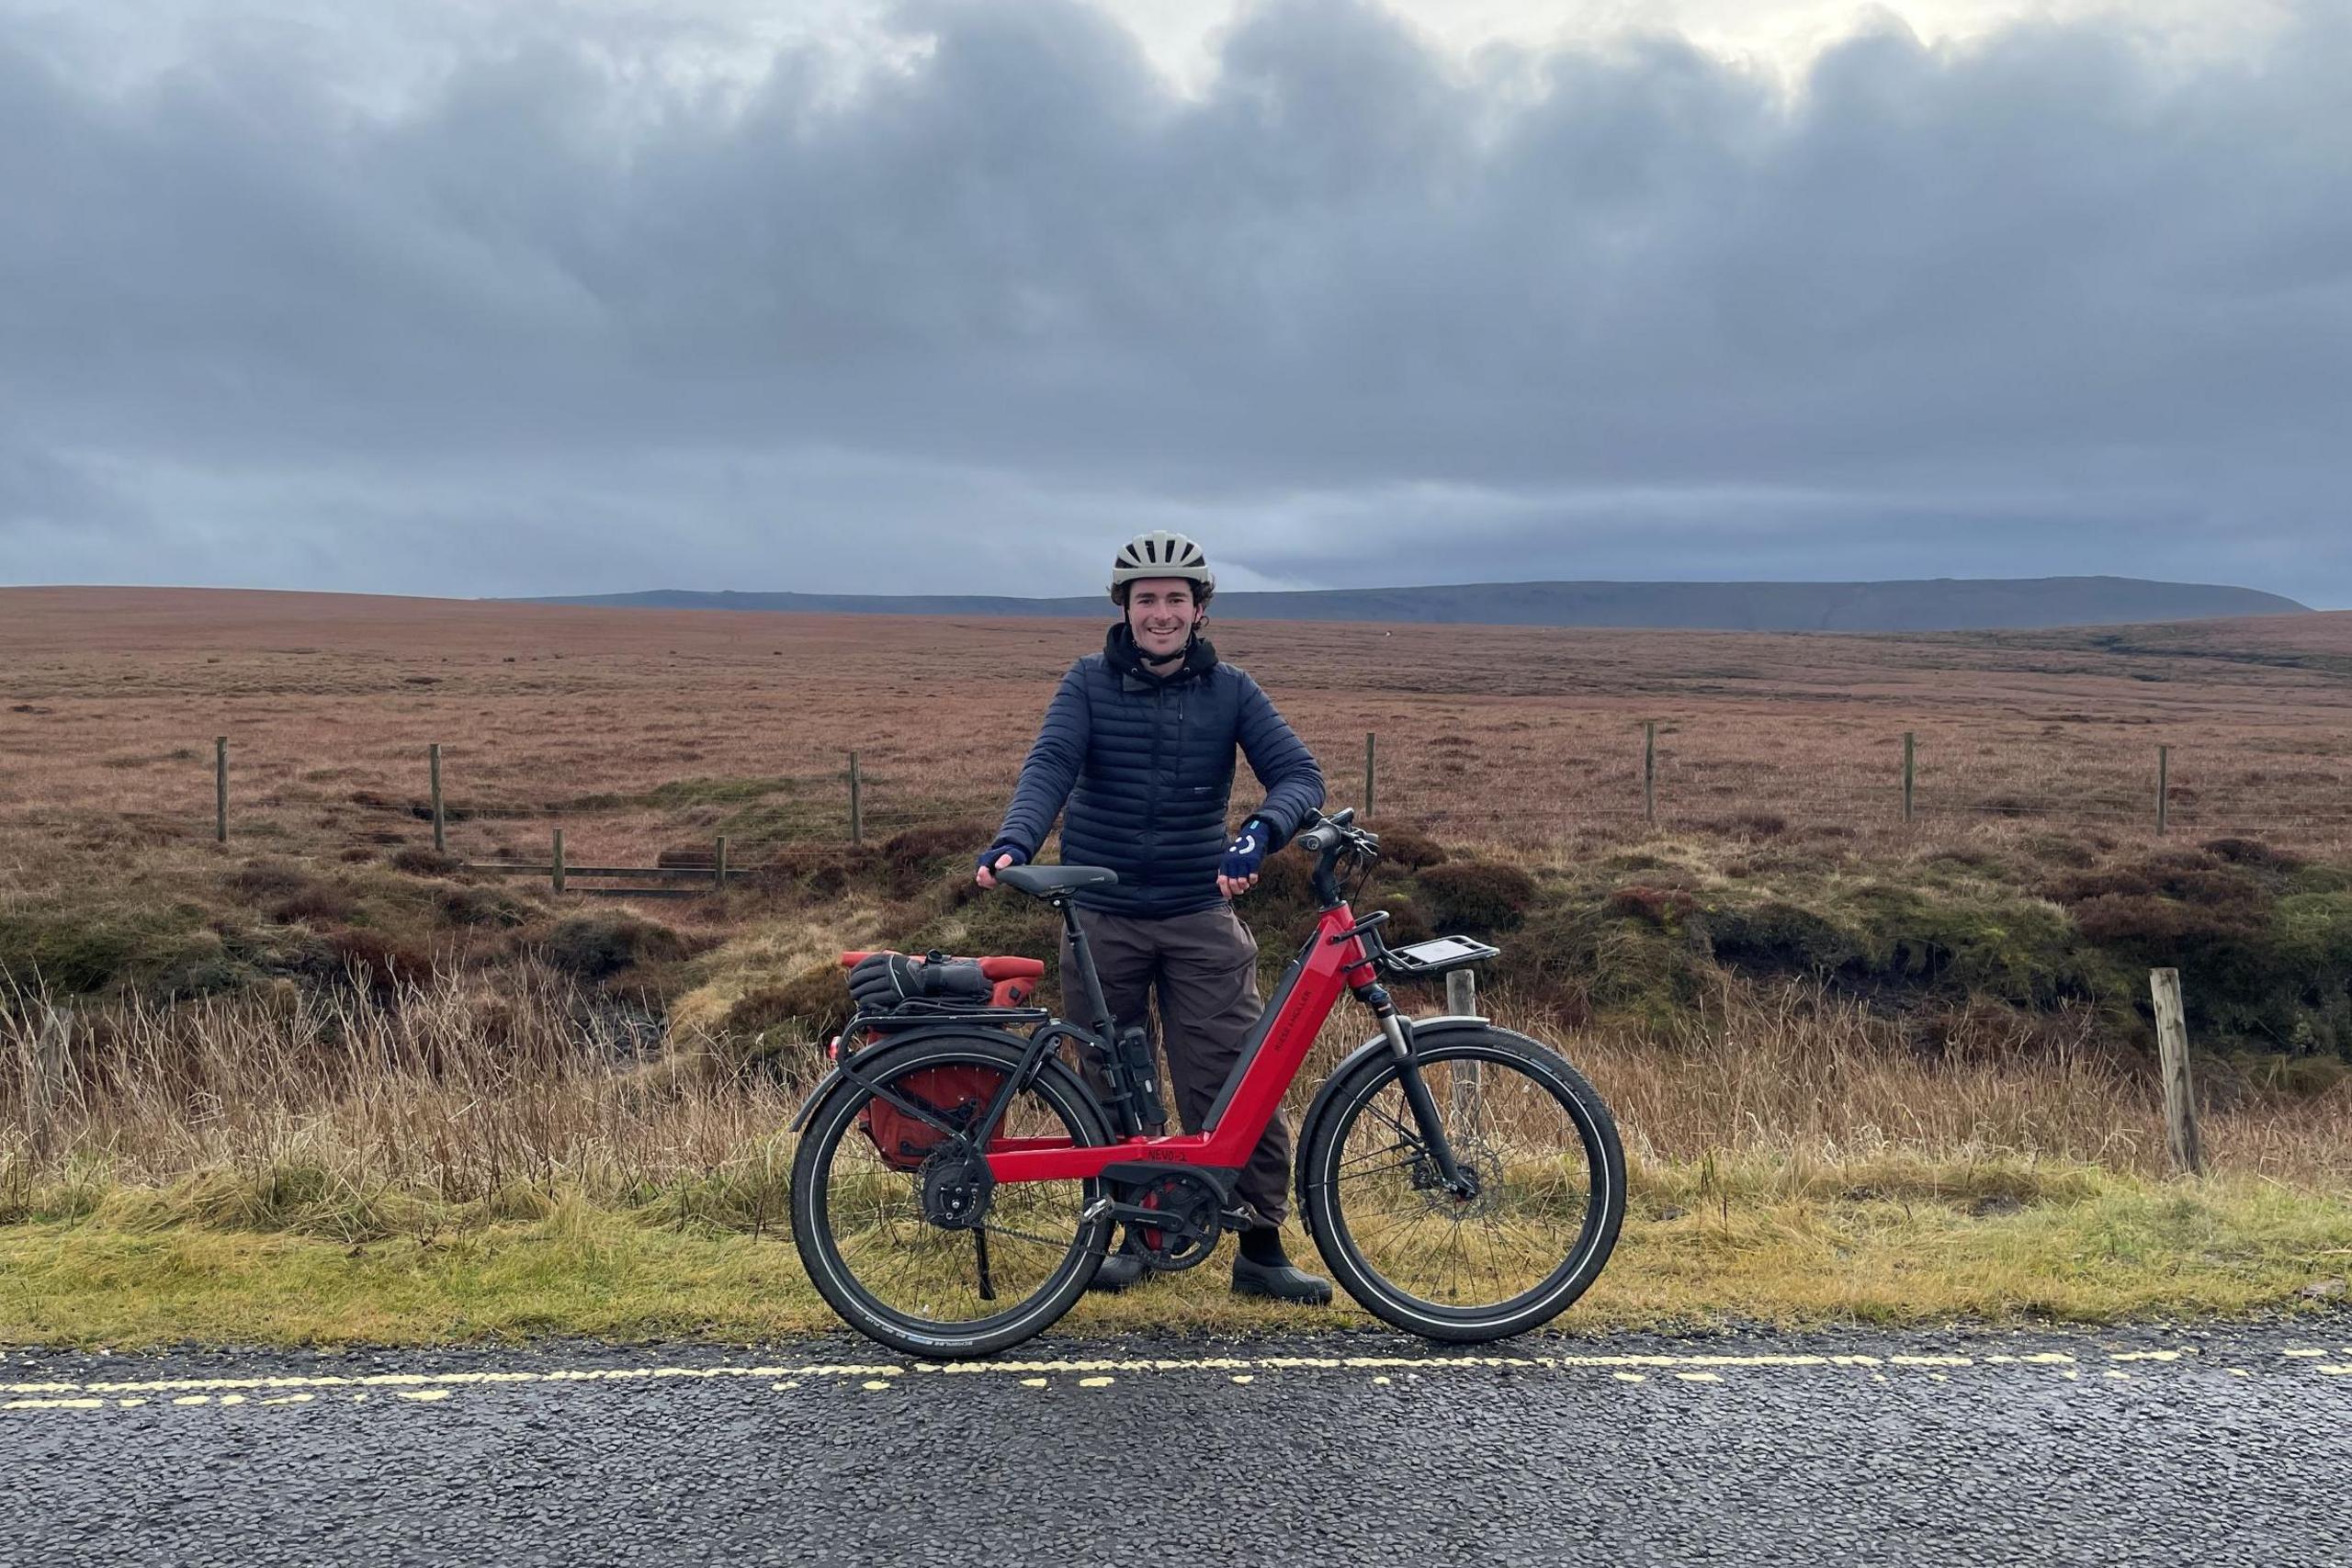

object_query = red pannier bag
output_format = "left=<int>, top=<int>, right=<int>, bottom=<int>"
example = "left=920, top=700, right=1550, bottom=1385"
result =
left=835, top=951, right=1046, bottom=1171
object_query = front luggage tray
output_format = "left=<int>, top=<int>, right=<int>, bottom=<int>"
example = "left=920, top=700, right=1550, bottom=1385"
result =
left=1376, top=934, right=1498, bottom=977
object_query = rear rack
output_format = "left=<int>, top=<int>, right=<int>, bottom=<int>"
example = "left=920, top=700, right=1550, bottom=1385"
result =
left=840, top=1003, right=1054, bottom=1051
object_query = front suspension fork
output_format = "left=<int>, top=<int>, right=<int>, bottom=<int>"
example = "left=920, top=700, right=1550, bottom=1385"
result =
left=1362, top=983, right=1475, bottom=1195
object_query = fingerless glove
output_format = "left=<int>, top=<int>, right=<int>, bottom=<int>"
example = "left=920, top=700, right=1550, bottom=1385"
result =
left=1220, top=819, right=1269, bottom=881
left=977, top=842, right=1029, bottom=875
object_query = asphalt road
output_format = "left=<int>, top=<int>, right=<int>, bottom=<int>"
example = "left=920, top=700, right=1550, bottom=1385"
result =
left=6, top=1322, right=2350, bottom=1567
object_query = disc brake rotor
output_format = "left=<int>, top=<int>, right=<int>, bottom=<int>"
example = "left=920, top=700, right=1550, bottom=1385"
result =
left=1411, top=1134, right=1502, bottom=1220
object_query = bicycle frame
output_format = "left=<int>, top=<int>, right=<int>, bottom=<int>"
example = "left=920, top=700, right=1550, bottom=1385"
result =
left=981, top=901, right=1376, bottom=1185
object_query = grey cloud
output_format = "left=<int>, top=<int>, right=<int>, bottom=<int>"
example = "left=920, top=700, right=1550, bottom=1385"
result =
left=1, top=1, right=2347, bottom=600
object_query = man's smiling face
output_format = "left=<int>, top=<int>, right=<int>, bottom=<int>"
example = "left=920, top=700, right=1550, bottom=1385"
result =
left=1125, top=577, right=1202, bottom=661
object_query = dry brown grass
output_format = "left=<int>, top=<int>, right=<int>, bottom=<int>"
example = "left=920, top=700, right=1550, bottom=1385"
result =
left=5, top=590, right=2352, bottom=897
left=7, top=965, right=2344, bottom=1233
left=6, top=590, right=2350, bottom=1343
left=0, top=966, right=810, bottom=1236
left=5, top=584, right=2348, bottom=1191
left=2, top=960, right=2346, bottom=1347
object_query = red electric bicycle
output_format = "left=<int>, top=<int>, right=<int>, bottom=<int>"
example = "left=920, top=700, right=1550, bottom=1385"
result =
left=788, top=810, right=1625, bottom=1359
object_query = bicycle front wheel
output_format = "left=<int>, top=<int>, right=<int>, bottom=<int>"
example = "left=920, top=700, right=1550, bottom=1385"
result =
left=1299, top=1025, right=1625, bottom=1342
left=790, top=1034, right=1113, bottom=1359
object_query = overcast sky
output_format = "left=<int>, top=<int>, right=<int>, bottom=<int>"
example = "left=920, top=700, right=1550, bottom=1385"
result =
left=2, top=0, right=2346, bottom=603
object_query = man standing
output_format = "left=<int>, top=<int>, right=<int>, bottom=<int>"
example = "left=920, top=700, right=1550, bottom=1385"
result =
left=976, top=532, right=1331, bottom=1303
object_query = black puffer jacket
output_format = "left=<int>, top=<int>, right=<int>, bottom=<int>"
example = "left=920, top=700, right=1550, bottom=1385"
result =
left=991, top=625, right=1326, bottom=919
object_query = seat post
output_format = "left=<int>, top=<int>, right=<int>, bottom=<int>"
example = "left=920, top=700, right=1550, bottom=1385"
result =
left=1057, top=897, right=1117, bottom=1037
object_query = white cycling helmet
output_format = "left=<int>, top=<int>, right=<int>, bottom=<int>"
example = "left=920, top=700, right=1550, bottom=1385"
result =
left=1109, top=531, right=1216, bottom=604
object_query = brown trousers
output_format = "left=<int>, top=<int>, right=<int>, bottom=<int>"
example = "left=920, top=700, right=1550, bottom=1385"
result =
left=1059, top=902, right=1295, bottom=1228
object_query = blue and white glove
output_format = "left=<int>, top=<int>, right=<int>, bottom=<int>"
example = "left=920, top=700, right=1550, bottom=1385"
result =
left=1221, top=819, right=1269, bottom=883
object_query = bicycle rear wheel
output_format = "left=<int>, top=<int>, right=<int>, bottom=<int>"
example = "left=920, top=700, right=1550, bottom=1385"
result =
left=790, top=1034, right=1112, bottom=1359
left=1299, top=1026, right=1624, bottom=1342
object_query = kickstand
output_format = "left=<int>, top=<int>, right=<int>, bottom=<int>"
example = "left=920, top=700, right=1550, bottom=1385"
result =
left=973, top=1229, right=997, bottom=1302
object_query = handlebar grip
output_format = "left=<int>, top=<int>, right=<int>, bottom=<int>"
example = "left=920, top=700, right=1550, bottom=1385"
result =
left=1329, top=807, right=1356, bottom=827
left=1295, top=823, right=1337, bottom=852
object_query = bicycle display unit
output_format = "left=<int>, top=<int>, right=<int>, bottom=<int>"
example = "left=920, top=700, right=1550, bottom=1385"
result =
left=788, top=809, right=1627, bottom=1358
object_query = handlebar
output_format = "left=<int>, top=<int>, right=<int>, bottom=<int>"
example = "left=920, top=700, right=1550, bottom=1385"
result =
left=1294, top=807, right=1361, bottom=856
left=1295, top=810, right=1378, bottom=908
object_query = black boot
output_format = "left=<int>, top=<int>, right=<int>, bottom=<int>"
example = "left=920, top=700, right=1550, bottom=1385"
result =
left=1087, top=1231, right=1148, bottom=1293
left=1230, top=1224, right=1332, bottom=1305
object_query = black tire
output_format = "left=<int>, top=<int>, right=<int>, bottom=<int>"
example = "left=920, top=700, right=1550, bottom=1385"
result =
left=1299, top=1025, right=1625, bottom=1343
left=790, top=1034, right=1113, bottom=1359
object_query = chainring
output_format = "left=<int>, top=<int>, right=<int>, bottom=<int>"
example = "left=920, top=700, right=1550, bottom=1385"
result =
left=1132, top=1171, right=1227, bottom=1272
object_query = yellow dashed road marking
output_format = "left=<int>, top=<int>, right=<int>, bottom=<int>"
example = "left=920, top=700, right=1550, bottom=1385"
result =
left=0, top=1337, right=2309, bottom=1420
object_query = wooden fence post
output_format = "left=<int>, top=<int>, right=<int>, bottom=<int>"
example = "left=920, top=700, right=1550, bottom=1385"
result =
left=1643, top=721, right=1657, bottom=825
left=2156, top=745, right=2170, bottom=836
left=1364, top=731, right=1376, bottom=819
left=551, top=828, right=566, bottom=896
left=214, top=737, right=228, bottom=843
left=1903, top=731, right=1916, bottom=824
left=848, top=752, right=863, bottom=847
left=428, top=743, right=446, bottom=853
left=1445, top=968, right=1481, bottom=1118
left=2148, top=967, right=2204, bottom=1176
left=715, top=835, right=729, bottom=891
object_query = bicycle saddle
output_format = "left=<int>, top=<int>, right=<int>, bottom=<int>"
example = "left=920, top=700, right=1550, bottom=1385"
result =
left=996, top=864, right=1119, bottom=897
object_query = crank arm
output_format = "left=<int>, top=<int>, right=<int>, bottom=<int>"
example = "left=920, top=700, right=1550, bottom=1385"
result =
left=1093, top=1201, right=1214, bottom=1232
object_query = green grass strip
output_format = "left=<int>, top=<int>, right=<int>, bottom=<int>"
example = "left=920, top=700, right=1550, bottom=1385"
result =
left=3, top=1173, right=2346, bottom=1348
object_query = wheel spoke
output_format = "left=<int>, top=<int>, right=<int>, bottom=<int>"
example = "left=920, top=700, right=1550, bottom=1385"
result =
left=1317, top=1043, right=1616, bottom=1321
left=807, top=1054, right=1099, bottom=1344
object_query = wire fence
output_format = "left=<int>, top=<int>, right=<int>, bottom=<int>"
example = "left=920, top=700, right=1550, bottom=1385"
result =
left=165, top=725, right=2352, bottom=879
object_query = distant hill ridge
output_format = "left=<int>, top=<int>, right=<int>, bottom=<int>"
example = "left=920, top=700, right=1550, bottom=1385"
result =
left=525, top=577, right=2307, bottom=633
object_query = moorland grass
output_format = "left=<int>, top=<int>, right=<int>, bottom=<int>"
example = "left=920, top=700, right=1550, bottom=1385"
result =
left=1, top=1166, right=2343, bottom=1348
left=1, top=969, right=2346, bottom=1348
